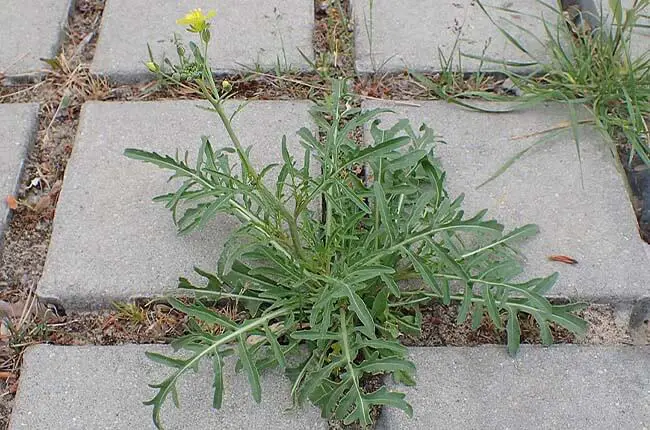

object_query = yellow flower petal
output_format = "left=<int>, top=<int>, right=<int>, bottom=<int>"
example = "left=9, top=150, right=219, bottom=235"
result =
left=176, top=8, right=216, bottom=33
left=176, top=9, right=201, bottom=25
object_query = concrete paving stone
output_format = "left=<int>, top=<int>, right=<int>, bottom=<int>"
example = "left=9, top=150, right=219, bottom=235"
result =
left=378, top=345, right=650, bottom=430
left=0, top=0, right=72, bottom=83
left=363, top=100, right=650, bottom=303
left=91, top=0, right=314, bottom=83
left=352, top=0, right=650, bottom=74
left=38, top=100, right=314, bottom=310
left=0, top=103, right=39, bottom=241
left=9, top=344, right=328, bottom=430
left=352, top=0, right=553, bottom=74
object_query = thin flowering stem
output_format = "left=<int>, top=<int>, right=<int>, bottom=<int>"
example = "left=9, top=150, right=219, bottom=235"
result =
left=194, top=28, right=307, bottom=262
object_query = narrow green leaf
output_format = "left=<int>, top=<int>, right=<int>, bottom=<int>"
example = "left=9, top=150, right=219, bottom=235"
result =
left=344, top=266, right=395, bottom=284
left=475, top=0, right=532, bottom=56
left=373, top=182, right=396, bottom=244
left=534, top=313, right=554, bottom=346
left=456, top=286, right=473, bottom=324
left=372, top=289, right=388, bottom=318
left=386, top=150, right=427, bottom=171
left=337, top=388, right=362, bottom=422
left=380, top=273, right=401, bottom=297
left=363, top=387, right=413, bottom=418
left=145, top=307, right=290, bottom=429
left=338, top=181, right=371, bottom=214
left=291, top=330, right=340, bottom=340
left=212, top=353, right=224, bottom=409
left=401, top=246, right=442, bottom=295
left=530, top=272, right=559, bottom=295
left=461, top=224, right=539, bottom=258
left=124, top=148, right=214, bottom=190
left=301, top=359, right=344, bottom=402
left=197, top=194, right=232, bottom=229
left=547, top=311, right=588, bottom=335
left=355, top=357, right=416, bottom=374
left=506, top=308, right=521, bottom=356
left=471, top=302, right=484, bottom=330
left=427, top=239, right=471, bottom=284
left=281, top=135, right=292, bottom=166
left=145, top=351, right=190, bottom=370
left=610, top=0, right=623, bottom=26
left=238, top=336, right=262, bottom=403
left=324, top=380, right=352, bottom=417
left=168, top=297, right=238, bottom=330
left=483, top=286, right=503, bottom=329
left=346, top=289, right=376, bottom=339
left=357, top=338, right=407, bottom=355
left=441, top=279, right=451, bottom=306
left=395, top=313, right=422, bottom=336
left=264, top=324, right=286, bottom=369
left=340, top=136, right=409, bottom=172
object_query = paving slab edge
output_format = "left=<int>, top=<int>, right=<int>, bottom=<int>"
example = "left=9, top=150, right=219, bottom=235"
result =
left=0, top=103, right=40, bottom=250
left=1, top=0, right=75, bottom=85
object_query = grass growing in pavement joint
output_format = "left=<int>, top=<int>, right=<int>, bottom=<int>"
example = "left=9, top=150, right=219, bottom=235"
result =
left=417, top=0, right=650, bottom=184
left=409, top=9, right=499, bottom=101
left=307, top=0, right=355, bottom=79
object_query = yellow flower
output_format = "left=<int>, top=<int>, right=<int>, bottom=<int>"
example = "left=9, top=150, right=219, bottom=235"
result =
left=176, top=8, right=216, bottom=33
left=221, top=80, right=232, bottom=91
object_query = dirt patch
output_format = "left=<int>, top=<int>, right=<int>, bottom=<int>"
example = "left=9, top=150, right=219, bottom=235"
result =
left=400, top=302, right=629, bottom=347
left=404, top=303, right=630, bottom=347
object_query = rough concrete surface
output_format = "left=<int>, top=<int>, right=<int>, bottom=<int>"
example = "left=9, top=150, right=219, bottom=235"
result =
left=363, top=101, right=650, bottom=303
left=9, top=344, right=327, bottom=430
left=0, top=0, right=72, bottom=83
left=378, top=345, right=650, bottom=430
left=0, top=103, right=39, bottom=241
left=352, top=0, right=552, bottom=74
left=38, top=100, right=314, bottom=310
left=92, top=0, right=314, bottom=82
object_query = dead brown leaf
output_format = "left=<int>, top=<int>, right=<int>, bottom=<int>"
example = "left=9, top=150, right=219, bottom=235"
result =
left=549, top=255, right=579, bottom=265
left=5, top=196, right=17, bottom=210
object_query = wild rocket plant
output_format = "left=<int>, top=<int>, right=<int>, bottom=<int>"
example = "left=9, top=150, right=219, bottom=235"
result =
left=126, top=9, right=587, bottom=429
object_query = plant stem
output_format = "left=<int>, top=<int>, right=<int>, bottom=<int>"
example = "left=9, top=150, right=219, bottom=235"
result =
left=197, top=34, right=306, bottom=261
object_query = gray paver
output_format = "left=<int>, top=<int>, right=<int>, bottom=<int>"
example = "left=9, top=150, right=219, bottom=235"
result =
left=352, top=0, right=552, bottom=74
left=9, top=344, right=327, bottom=430
left=363, top=101, right=650, bottom=303
left=0, top=1, right=72, bottom=83
left=38, top=100, right=314, bottom=310
left=92, top=0, right=314, bottom=83
left=378, top=345, right=650, bottom=430
left=352, top=0, right=650, bottom=74
left=0, top=103, right=39, bottom=241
